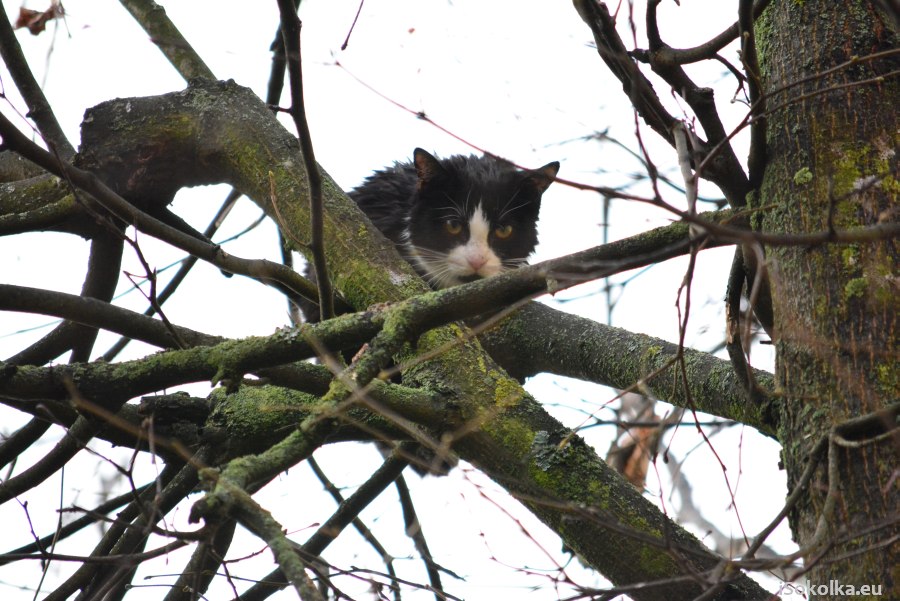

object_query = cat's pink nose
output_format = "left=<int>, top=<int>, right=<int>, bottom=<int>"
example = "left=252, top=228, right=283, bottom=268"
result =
left=467, top=256, right=488, bottom=270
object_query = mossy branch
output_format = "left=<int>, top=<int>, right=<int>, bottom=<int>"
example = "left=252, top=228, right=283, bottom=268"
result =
left=7, top=80, right=773, bottom=599
left=481, top=302, right=779, bottom=437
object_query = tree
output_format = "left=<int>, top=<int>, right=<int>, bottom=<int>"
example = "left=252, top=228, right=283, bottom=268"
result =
left=0, top=1, right=896, bottom=600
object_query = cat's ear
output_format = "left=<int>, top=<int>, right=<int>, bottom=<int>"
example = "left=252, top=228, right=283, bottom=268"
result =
left=524, top=161, right=560, bottom=193
left=413, top=148, right=446, bottom=185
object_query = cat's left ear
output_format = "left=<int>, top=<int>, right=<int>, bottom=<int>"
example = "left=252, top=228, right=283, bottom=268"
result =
left=525, top=161, right=561, bottom=193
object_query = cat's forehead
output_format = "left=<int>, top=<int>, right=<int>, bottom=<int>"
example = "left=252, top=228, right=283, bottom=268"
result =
left=412, top=154, right=547, bottom=219
left=445, top=161, right=532, bottom=203
left=446, top=156, right=518, bottom=186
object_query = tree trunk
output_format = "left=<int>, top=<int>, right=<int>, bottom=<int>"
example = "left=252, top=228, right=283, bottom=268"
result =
left=756, top=1, right=898, bottom=597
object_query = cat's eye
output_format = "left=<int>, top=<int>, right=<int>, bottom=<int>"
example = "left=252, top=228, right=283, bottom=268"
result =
left=494, top=225, right=514, bottom=239
left=444, top=220, right=463, bottom=235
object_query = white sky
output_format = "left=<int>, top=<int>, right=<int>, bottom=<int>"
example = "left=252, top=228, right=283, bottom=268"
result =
left=0, top=2, right=791, bottom=599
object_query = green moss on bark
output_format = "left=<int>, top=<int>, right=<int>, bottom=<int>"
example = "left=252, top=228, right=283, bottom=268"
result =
left=756, top=0, right=898, bottom=595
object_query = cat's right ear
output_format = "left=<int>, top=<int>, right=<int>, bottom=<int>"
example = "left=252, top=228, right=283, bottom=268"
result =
left=413, top=148, right=445, bottom=185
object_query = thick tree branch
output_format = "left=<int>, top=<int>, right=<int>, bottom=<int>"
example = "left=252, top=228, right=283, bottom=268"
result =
left=0, top=283, right=221, bottom=350
left=0, top=313, right=385, bottom=406
left=0, top=108, right=322, bottom=307
left=0, top=172, right=95, bottom=236
left=480, top=301, right=778, bottom=437
left=0, top=80, right=771, bottom=599
left=0, top=269, right=779, bottom=437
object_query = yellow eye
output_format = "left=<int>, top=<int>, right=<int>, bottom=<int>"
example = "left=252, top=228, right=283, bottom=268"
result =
left=494, top=225, right=513, bottom=239
left=445, top=220, right=463, bottom=235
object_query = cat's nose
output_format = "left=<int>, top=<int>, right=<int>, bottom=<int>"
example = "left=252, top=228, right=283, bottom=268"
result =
left=467, top=256, right=488, bottom=270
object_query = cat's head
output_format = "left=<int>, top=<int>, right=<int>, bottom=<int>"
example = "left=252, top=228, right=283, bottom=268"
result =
left=403, top=148, right=559, bottom=289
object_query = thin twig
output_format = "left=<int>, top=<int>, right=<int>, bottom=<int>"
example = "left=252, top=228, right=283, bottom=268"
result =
left=395, top=473, right=447, bottom=601
left=276, top=0, right=334, bottom=321
left=306, top=455, right=402, bottom=601
left=0, top=6, right=74, bottom=158
left=102, top=189, right=242, bottom=360
left=341, top=0, right=366, bottom=50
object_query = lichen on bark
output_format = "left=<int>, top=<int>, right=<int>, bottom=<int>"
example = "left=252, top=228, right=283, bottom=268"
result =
left=755, top=1, right=898, bottom=595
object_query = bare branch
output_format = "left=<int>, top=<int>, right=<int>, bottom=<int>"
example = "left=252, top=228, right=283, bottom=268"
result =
left=118, top=0, right=215, bottom=81
left=241, top=451, right=410, bottom=600
left=276, top=0, right=334, bottom=321
left=632, top=0, right=771, bottom=66
left=642, top=1, right=751, bottom=207
left=573, top=0, right=677, bottom=145
left=739, top=0, right=767, bottom=188
left=0, top=109, right=322, bottom=307
left=0, top=8, right=74, bottom=159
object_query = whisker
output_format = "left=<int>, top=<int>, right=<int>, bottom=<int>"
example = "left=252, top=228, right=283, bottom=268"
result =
left=498, top=188, right=524, bottom=220
left=440, top=192, right=467, bottom=217
left=407, top=244, right=453, bottom=259
left=499, top=201, right=533, bottom=222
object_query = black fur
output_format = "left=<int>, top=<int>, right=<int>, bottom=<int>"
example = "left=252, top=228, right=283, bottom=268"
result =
left=301, top=149, right=559, bottom=320
left=361, top=149, right=558, bottom=286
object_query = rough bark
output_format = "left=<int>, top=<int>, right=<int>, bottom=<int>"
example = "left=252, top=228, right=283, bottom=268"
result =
left=480, top=301, right=779, bottom=437
left=755, top=1, right=898, bottom=597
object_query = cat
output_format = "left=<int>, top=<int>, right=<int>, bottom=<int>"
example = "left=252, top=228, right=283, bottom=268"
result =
left=301, top=148, right=559, bottom=321
left=352, top=148, right=560, bottom=289
left=304, top=149, right=559, bottom=473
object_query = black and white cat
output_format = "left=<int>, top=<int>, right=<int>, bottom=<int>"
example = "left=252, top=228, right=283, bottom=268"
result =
left=352, top=148, right=560, bottom=289
left=300, top=149, right=559, bottom=322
